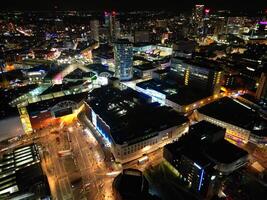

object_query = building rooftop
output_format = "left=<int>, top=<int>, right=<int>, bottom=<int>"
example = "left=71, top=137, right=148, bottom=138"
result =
left=172, top=57, right=223, bottom=72
left=198, top=97, right=267, bottom=132
left=86, top=85, right=188, bottom=145
left=133, top=62, right=156, bottom=71
left=86, top=64, right=114, bottom=76
left=41, top=80, right=85, bottom=95
left=198, top=97, right=261, bottom=130
left=165, top=120, right=248, bottom=169
left=205, top=140, right=248, bottom=164
left=113, top=169, right=150, bottom=200
left=64, top=68, right=95, bottom=80
left=0, top=144, right=50, bottom=199
left=27, top=92, right=87, bottom=115
left=189, top=121, right=226, bottom=143
left=136, top=79, right=209, bottom=105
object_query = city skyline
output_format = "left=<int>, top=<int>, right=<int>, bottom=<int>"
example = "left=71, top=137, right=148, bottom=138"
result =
left=0, top=3, right=266, bottom=200
left=1, top=0, right=267, bottom=12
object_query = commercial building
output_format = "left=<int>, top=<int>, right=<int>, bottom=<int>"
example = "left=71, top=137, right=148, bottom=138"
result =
left=114, top=39, right=133, bottom=81
left=0, top=144, right=50, bottom=199
left=26, top=91, right=87, bottom=129
left=113, top=169, right=160, bottom=200
left=197, top=97, right=267, bottom=145
left=164, top=121, right=248, bottom=199
left=84, top=84, right=189, bottom=163
left=133, top=60, right=157, bottom=79
left=90, top=19, right=99, bottom=42
left=171, top=57, right=223, bottom=95
left=136, top=63, right=225, bottom=113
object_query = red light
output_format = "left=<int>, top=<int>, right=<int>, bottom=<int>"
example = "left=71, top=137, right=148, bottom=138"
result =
left=112, top=11, right=116, bottom=16
left=205, top=9, right=210, bottom=14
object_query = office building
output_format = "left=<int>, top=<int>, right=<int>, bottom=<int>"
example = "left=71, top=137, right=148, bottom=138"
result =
left=114, top=39, right=134, bottom=81
left=90, top=19, right=99, bottom=42
left=108, top=11, right=120, bottom=42
left=256, top=72, right=267, bottom=100
left=0, top=144, right=50, bottom=199
left=83, top=84, right=189, bottom=163
left=164, top=121, right=248, bottom=198
left=171, top=57, right=223, bottom=95
left=136, top=58, right=225, bottom=113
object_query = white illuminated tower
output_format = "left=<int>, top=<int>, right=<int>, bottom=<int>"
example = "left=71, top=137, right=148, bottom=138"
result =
left=114, top=39, right=133, bottom=81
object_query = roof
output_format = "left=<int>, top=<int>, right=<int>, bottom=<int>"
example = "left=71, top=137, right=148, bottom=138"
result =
left=198, top=97, right=263, bottom=131
left=133, top=62, right=156, bottom=71
left=0, top=144, right=50, bottom=198
left=86, top=85, right=188, bottom=145
left=136, top=79, right=209, bottom=105
left=165, top=120, right=248, bottom=169
left=113, top=169, right=149, bottom=200
left=64, top=68, right=95, bottom=80
left=41, top=80, right=85, bottom=95
left=172, top=57, right=223, bottom=71
left=27, top=92, right=87, bottom=115
left=86, top=64, right=114, bottom=76
left=205, top=140, right=248, bottom=164
left=189, top=121, right=226, bottom=143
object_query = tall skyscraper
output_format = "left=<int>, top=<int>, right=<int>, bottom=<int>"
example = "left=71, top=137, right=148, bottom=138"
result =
left=192, top=4, right=205, bottom=35
left=256, top=72, right=267, bottom=100
left=109, top=11, right=120, bottom=42
left=114, top=39, right=133, bottom=81
left=90, top=19, right=99, bottom=42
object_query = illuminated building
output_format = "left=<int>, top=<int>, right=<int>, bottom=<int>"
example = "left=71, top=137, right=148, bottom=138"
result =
left=256, top=72, right=267, bottom=100
left=226, top=17, right=244, bottom=35
left=171, top=57, right=223, bottom=95
left=90, top=19, right=99, bottom=42
left=192, top=5, right=204, bottom=34
left=108, top=11, right=120, bottom=42
left=164, top=121, right=248, bottom=198
left=0, top=144, right=51, bottom=199
left=133, top=61, right=156, bottom=79
left=197, top=97, right=267, bottom=145
left=83, top=84, right=189, bottom=163
left=136, top=60, right=225, bottom=113
left=114, top=39, right=133, bottom=81
left=134, top=31, right=150, bottom=43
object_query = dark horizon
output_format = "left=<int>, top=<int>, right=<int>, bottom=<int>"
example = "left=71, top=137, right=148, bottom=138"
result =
left=1, top=0, right=267, bottom=12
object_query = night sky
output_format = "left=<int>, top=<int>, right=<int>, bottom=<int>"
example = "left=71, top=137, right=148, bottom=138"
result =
left=1, top=0, right=266, bottom=11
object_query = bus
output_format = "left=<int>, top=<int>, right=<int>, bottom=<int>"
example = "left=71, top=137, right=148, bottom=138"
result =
left=138, top=155, right=149, bottom=165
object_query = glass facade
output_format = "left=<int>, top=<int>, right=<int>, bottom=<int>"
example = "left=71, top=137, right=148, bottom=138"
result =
left=114, top=40, right=133, bottom=81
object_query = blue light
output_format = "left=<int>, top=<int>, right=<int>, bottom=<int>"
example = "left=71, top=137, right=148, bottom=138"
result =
left=198, top=169, right=204, bottom=191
